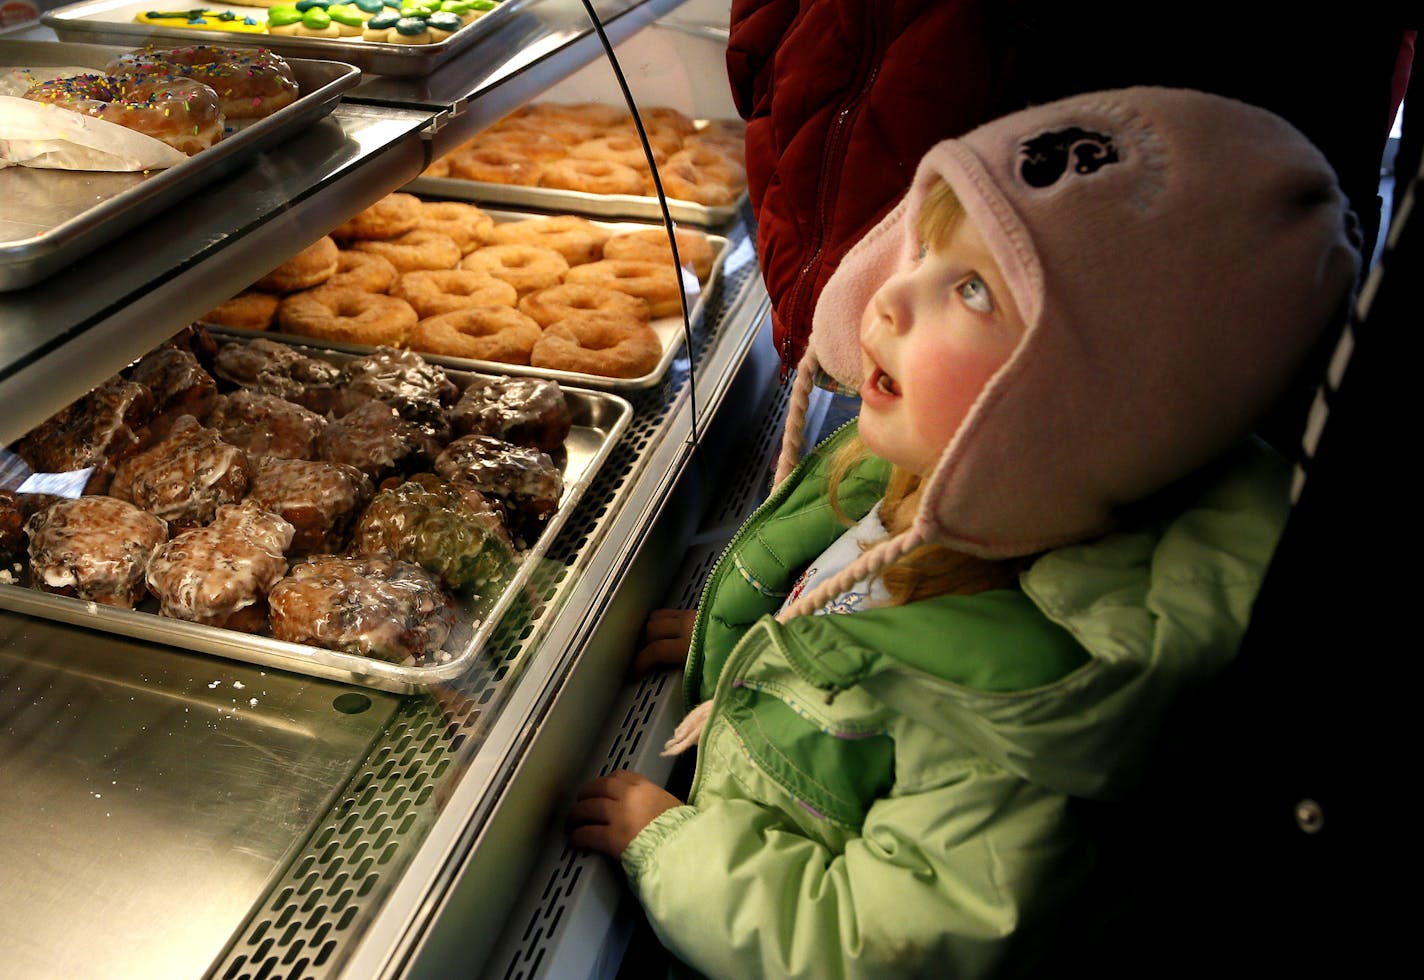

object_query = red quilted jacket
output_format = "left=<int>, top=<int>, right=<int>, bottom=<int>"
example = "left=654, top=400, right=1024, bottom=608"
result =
left=727, top=1, right=1410, bottom=377
left=726, top=0, right=1022, bottom=375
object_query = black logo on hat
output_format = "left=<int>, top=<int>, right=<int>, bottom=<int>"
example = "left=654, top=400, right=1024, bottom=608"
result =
left=1019, top=128, right=1119, bottom=187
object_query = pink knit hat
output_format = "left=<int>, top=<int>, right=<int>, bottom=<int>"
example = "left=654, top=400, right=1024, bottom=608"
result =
left=773, top=87, right=1359, bottom=622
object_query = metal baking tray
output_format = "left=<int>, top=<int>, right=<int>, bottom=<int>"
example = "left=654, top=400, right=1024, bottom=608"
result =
left=0, top=340, right=633, bottom=694
left=210, top=207, right=728, bottom=391
left=43, top=0, right=530, bottom=77
left=0, top=38, right=360, bottom=292
left=406, top=172, right=743, bottom=228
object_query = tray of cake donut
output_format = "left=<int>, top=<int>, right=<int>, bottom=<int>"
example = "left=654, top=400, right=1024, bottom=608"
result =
left=0, top=38, right=359, bottom=291
left=43, top=0, right=527, bottom=78
left=0, top=325, right=632, bottom=694
left=406, top=100, right=748, bottom=228
left=196, top=191, right=728, bottom=390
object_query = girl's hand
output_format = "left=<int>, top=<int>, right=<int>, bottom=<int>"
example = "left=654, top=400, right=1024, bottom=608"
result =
left=568, top=769, right=683, bottom=857
left=631, top=608, right=697, bottom=677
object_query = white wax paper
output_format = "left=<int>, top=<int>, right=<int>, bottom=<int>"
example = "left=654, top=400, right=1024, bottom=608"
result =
left=0, top=66, right=189, bottom=172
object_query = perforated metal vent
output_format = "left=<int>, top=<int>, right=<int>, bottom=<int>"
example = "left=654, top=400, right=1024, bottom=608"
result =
left=214, top=226, right=761, bottom=980
left=498, top=677, right=680, bottom=980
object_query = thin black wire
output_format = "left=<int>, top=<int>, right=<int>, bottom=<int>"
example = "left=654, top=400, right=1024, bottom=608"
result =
left=577, top=0, right=699, bottom=445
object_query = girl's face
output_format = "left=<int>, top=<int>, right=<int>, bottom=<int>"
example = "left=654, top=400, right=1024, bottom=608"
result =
left=857, top=216, right=1026, bottom=479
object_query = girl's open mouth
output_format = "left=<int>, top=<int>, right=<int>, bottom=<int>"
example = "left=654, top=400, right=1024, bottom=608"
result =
left=871, top=367, right=900, bottom=396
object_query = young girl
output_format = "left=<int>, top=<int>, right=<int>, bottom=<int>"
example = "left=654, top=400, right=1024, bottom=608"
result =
left=569, top=87, right=1360, bottom=977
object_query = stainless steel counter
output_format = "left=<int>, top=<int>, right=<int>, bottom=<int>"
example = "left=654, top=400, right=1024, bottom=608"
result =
left=0, top=617, right=402, bottom=980
left=0, top=4, right=767, bottom=976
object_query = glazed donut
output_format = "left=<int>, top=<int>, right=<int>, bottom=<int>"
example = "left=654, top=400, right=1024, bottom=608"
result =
left=517, top=282, right=648, bottom=328
left=351, top=229, right=462, bottom=273
left=603, top=227, right=715, bottom=280
left=23, top=73, right=224, bottom=156
left=460, top=244, right=569, bottom=296
left=530, top=314, right=662, bottom=379
left=565, top=259, right=683, bottom=318
left=449, top=145, right=545, bottom=186
left=489, top=215, right=610, bottom=267
left=202, top=290, right=279, bottom=330
left=422, top=156, right=452, bottom=178
left=538, top=158, right=646, bottom=197
left=416, top=200, right=495, bottom=255
left=106, top=45, right=298, bottom=120
left=660, top=146, right=745, bottom=206
left=327, top=250, right=400, bottom=293
left=408, top=306, right=542, bottom=364
left=277, top=287, right=418, bottom=346
left=394, top=269, right=518, bottom=317
left=332, top=192, right=422, bottom=241
left=570, top=135, right=667, bottom=175
left=253, top=235, right=339, bottom=293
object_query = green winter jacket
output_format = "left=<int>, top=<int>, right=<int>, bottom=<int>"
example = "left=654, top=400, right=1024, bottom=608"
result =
left=622, top=423, right=1290, bottom=979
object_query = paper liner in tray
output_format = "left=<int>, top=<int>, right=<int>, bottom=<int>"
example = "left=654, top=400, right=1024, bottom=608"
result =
left=406, top=174, right=744, bottom=229
left=0, top=345, right=634, bottom=695
left=217, top=210, right=729, bottom=391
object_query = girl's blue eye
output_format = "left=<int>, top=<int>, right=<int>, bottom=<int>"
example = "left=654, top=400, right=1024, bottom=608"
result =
left=916, top=241, right=929, bottom=262
left=958, top=274, right=993, bottom=313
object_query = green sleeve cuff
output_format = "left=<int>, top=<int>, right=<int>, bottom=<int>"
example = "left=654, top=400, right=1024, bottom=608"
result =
left=621, top=804, right=699, bottom=882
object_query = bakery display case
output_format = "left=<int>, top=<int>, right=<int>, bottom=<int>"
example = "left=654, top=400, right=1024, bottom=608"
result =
left=0, top=2, right=781, bottom=977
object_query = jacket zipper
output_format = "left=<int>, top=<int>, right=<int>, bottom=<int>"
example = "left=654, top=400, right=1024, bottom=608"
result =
left=682, top=418, right=859, bottom=711
left=778, top=11, right=885, bottom=381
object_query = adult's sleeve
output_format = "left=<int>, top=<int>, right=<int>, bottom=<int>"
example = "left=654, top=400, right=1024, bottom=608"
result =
left=725, top=0, right=799, bottom=121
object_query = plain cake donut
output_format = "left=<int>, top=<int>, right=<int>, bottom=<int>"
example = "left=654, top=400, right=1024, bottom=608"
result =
left=351, top=229, right=462, bottom=273
left=449, top=145, right=546, bottom=186
left=565, top=258, right=684, bottom=318
left=331, top=192, right=422, bottom=241
left=394, top=269, right=518, bottom=317
left=326, top=250, right=400, bottom=293
left=416, top=200, right=495, bottom=254
left=408, top=306, right=543, bottom=364
left=277, top=287, right=418, bottom=346
left=488, top=215, right=610, bottom=267
left=253, top=235, right=339, bottom=293
left=603, top=227, right=715, bottom=280
left=202, top=290, right=279, bottom=330
left=538, top=158, right=646, bottom=197
left=460, top=243, right=569, bottom=296
left=517, top=282, right=649, bottom=328
left=530, top=313, right=662, bottom=379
